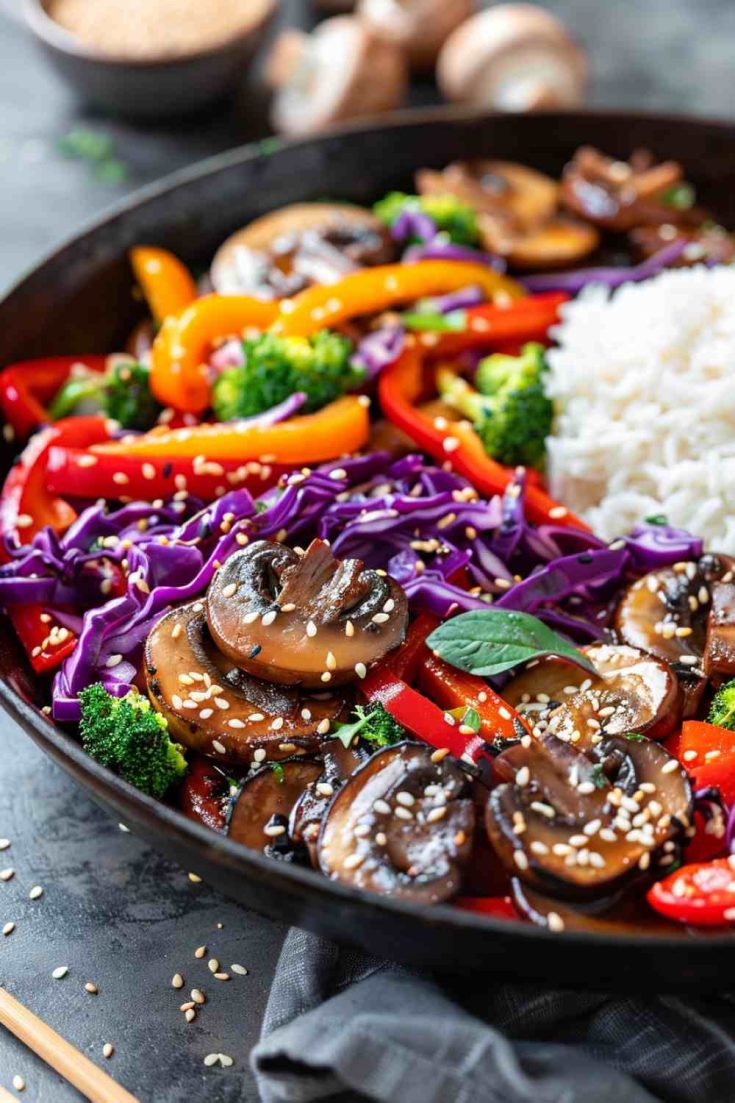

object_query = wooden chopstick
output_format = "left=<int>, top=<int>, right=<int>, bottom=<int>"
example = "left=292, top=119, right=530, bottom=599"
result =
left=0, top=1086, right=19, bottom=1103
left=0, top=987, right=140, bottom=1103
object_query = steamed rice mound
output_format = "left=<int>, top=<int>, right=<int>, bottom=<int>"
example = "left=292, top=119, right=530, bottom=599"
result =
left=546, top=265, right=735, bottom=551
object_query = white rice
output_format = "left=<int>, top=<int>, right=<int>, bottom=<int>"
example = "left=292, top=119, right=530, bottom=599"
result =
left=545, top=265, right=735, bottom=551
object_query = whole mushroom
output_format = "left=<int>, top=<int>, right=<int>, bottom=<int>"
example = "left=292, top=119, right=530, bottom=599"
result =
left=357, top=0, right=474, bottom=72
left=437, top=4, right=588, bottom=111
left=268, top=16, right=408, bottom=137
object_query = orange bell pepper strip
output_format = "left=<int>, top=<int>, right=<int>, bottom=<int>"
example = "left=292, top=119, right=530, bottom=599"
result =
left=91, top=395, right=370, bottom=464
left=419, top=653, right=530, bottom=744
left=378, top=345, right=590, bottom=530
left=272, top=261, right=524, bottom=338
left=149, top=294, right=279, bottom=413
left=129, top=246, right=198, bottom=325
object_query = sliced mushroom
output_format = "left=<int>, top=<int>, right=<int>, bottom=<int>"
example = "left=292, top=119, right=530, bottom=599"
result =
left=486, top=730, right=692, bottom=900
left=704, top=581, right=735, bottom=683
left=630, top=223, right=735, bottom=266
left=437, top=5, right=588, bottom=112
left=228, top=759, right=323, bottom=857
left=615, top=554, right=735, bottom=715
left=206, top=539, right=408, bottom=689
left=561, top=146, right=706, bottom=233
left=290, top=737, right=370, bottom=862
left=511, top=878, right=683, bottom=936
left=269, top=18, right=408, bottom=138
left=502, top=643, right=682, bottom=742
left=145, top=602, right=346, bottom=764
left=210, top=203, right=393, bottom=297
left=318, top=742, right=474, bottom=902
left=416, top=160, right=598, bottom=268
left=358, top=0, right=473, bottom=71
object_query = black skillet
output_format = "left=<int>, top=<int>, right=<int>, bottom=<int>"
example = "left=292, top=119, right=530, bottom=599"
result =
left=1, top=109, right=735, bottom=991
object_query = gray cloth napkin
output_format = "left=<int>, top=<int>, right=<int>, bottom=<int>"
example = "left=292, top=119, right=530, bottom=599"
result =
left=251, top=928, right=735, bottom=1103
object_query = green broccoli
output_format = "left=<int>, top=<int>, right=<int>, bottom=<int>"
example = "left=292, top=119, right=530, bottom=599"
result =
left=373, top=192, right=480, bottom=247
left=335, top=703, right=405, bottom=750
left=437, top=342, right=553, bottom=469
left=212, top=330, right=364, bottom=422
left=708, top=681, right=735, bottom=730
left=79, top=683, right=187, bottom=798
left=49, top=360, right=162, bottom=430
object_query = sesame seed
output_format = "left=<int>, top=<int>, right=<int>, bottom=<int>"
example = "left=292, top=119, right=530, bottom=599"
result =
left=12, top=1074, right=25, bottom=1091
left=221, top=582, right=238, bottom=598
left=548, top=506, right=568, bottom=519
left=395, top=791, right=415, bottom=807
left=29, top=886, right=43, bottom=900
left=214, top=973, right=230, bottom=981
left=188, top=873, right=202, bottom=883
left=375, top=832, right=387, bottom=846
left=516, top=766, right=530, bottom=787
left=3, top=922, right=15, bottom=936
left=85, top=982, right=98, bottom=994
left=203, top=1053, right=219, bottom=1067
left=191, top=988, right=206, bottom=1004
left=373, top=799, right=391, bottom=815
left=211, top=740, right=227, bottom=755
left=316, top=783, right=334, bottom=797
left=0, top=840, right=10, bottom=850
left=317, top=718, right=331, bottom=735
left=306, top=621, right=317, bottom=638
left=427, top=806, right=447, bottom=823
left=547, top=912, right=565, bottom=932
left=195, top=946, right=207, bottom=959
left=261, top=610, right=277, bottom=627
left=430, top=748, right=450, bottom=763
left=102, top=1043, right=114, bottom=1059
left=0, top=868, right=14, bottom=882
left=231, top=963, right=248, bottom=975
left=343, top=852, right=364, bottom=870
left=394, top=807, right=413, bottom=821
left=185, top=1008, right=196, bottom=1023
left=264, top=824, right=286, bottom=838
left=208, top=958, right=219, bottom=973
left=219, top=1054, right=234, bottom=1068
left=52, top=966, right=68, bottom=979
left=513, top=850, right=529, bottom=871
left=325, top=651, right=336, bottom=671
left=228, top=718, right=246, bottom=729
left=172, top=973, right=184, bottom=989
left=662, top=759, right=679, bottom=774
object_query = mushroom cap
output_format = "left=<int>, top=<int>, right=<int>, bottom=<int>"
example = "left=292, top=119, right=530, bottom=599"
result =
left=437, top=3, right=588, bottom=110
left=271, top=16, right=408, bottom=138
left=357, top=0, right=473, bottom=71
left=206, top=538, right=409, bottom=688
left=210, top=202, right=392, bottom=297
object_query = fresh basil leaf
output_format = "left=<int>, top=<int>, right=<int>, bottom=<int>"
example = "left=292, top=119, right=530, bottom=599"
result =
left=426, top=610, right=597, bottom=679
left=461, top=707, right=481, bottom=733
left=660, top=182, right=695, bottom=211
left=645, top=513, right=668, bottom=526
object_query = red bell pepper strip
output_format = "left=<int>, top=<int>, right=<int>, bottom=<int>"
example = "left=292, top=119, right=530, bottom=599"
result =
left=666, top=720, right=735, bottom=804
left=647, top=857, right=735, bottom=927
left=378, top=346, right=590, bottom=530
left=419, top=653, right=530, bottom=743
left=360, top=663, right=493, bottom=767
left=46, top=447, right=288, bottom=504
left=415, top=292, right=569, bottom=357
left=387, top=612, right=437, bottom=683
left=454, top=896, right=518, bottom=920
left=0, top=415, right=111, bottom=674
left=0, top=356, right=106, bottom=439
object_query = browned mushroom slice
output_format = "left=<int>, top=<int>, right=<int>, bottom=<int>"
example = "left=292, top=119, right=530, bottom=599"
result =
left=511, top=878, right=685, bottom=936
left=318, top=742, right=474, bottom=902
left=484, top=215, right=599, bottom=270
left=704, top=581, right=735, bottom=683
left=206, top=538, right=408, bottom=689
left=486, top=731, right=691, bottom=900
left=418, top=161, right=559, bottom=229
left=502, top=643, right=682, bottom=742
left=615, top=554, right=735, bottom=715
left=290, top=737, right=370, bottom=862
left=145, top=602, right=345, bottom=765
left=210, top=202, right=393, bottom=297
left=561, top=146, right=706, bottom=232
left=228, top=759, right=323, bottom=857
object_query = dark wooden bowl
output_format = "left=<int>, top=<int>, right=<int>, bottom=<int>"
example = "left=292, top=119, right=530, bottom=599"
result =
left=2, top=108, right=735, bottom=990
left=21, top=0, right=276, bottom=118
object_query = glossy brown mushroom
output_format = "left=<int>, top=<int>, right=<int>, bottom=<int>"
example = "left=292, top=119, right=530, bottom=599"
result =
left=206, top=539, right=409, bottom=689
left=210, top=202, right=393, bottom=297
left=416, top=160, right=598, bottom=268
left=228, top=759, right=323, bottom=855
left=145, top=601, right=346, bottom=765
left=290, top=737, right=370, bottom=861
left=486, top=730, right=692, bottom=900
left=318, top=742, right=475, bottom=903
left=561, top=146, right=706, bottom=233
left=704, top=581, right=735, bottom=683
left=615, top=554, right=735, bottom=715
left=511, top=878, right=684, bottom=936
left=502, top=643, right=682, bottom=742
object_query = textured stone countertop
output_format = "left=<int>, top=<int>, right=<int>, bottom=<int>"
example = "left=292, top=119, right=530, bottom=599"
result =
left=0, top=0, right=733, bottom=1098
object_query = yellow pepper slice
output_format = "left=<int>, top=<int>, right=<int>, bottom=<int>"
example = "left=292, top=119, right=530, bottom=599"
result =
left=272, top=261, right=524, bottom=337
left=129, top=246, right=198, bottom=325
left=92, top=395, right=370, bottom=464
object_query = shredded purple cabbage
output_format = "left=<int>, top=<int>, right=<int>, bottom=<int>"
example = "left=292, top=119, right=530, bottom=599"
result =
left=392, top=208, right=438, bottom=245
left=404, top=239, right=506, bottom=270
left=0, top=448, right=706, bottom=722
left=352, top=327, right=405, bottom=379
left=420, top=286, right=485, bottom=314
left=521, top=240, right=689, bottom=294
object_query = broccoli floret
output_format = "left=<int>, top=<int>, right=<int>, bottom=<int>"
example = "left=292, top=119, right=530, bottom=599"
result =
left=708, top=681, right=735, bottom=730
left=212, top=330, right=364, bottom=421
left=437, top=342, right=553, bottom=469
left=373, top=191, right=480, bottom=246
left=49, top=360, right=161, bottom=430
left=79, top=683, right=187, bottom=798
left=335, top=703, right=405, bottom=750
